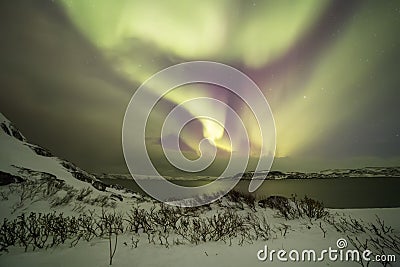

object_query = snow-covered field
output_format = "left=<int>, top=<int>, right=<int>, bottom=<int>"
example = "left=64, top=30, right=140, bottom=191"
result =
left=0, top=112, right=399, bottom=267
left=0, top=194, right=399, bottom=267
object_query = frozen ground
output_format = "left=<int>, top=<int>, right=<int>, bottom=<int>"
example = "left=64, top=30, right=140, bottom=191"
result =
left=0, top=197, right=399, bottom=267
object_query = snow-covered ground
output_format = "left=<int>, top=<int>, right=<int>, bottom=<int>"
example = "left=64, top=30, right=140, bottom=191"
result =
left=0, top=202, right=398, bottom=267
left=0, top=112, right=399, bottom=267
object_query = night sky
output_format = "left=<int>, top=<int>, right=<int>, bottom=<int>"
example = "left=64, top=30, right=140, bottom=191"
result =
left=0, top=0, right=400, bottom=175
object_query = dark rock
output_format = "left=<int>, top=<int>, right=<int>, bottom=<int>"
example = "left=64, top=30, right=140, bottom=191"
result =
left=60, top=161, right=78, bottom=172
left=268, top=170, right=285, bottom=176
left=0, top=171, right=24, bottom=185
left=111, top=193, right=123, bottom=202
left=92, top=180, right=107, bottom=191
left=39, top=172, right=57, bottom=180
left=26, top=144, right=53, bottom=157
left=71, top=171, right=93, bottom=183
left=10, top=126, right=25, bottom=142
left=0, top=122, right=10, bottom=136
left=108, top=183, right=125, bottom=191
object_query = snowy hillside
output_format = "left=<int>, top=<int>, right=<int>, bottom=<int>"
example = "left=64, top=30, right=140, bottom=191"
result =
left=0, top=112, right=107, bottom=190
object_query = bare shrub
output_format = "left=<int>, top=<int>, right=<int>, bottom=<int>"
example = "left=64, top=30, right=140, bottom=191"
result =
left=259, top=195, right=328, bottom=220
left=227, top=190, right=256, bottom=211
left=76, top=187, right=93, bottom=201
left=297, top=196, right=328, bottom=219
left=50, top=188, right=75, bottom=207
left=327, top=214, right=400, bottom=266
left=259, top=195, right=295, bottom=219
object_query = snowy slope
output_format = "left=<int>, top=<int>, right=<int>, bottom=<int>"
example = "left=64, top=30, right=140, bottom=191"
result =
left=0, top=112, right=105, bottom=190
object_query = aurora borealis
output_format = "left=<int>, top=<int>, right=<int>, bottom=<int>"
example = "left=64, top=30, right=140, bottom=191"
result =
left=0, top=0, right=399, bottom=175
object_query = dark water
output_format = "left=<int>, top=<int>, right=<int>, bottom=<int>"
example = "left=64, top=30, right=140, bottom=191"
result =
left=101, top=177, right=400, bottom=209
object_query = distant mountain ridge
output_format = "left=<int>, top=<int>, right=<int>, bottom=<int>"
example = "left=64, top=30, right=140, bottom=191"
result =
left=236, top=166, right=400, bottom=180
left=98, top=166, right=400, bottom=181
